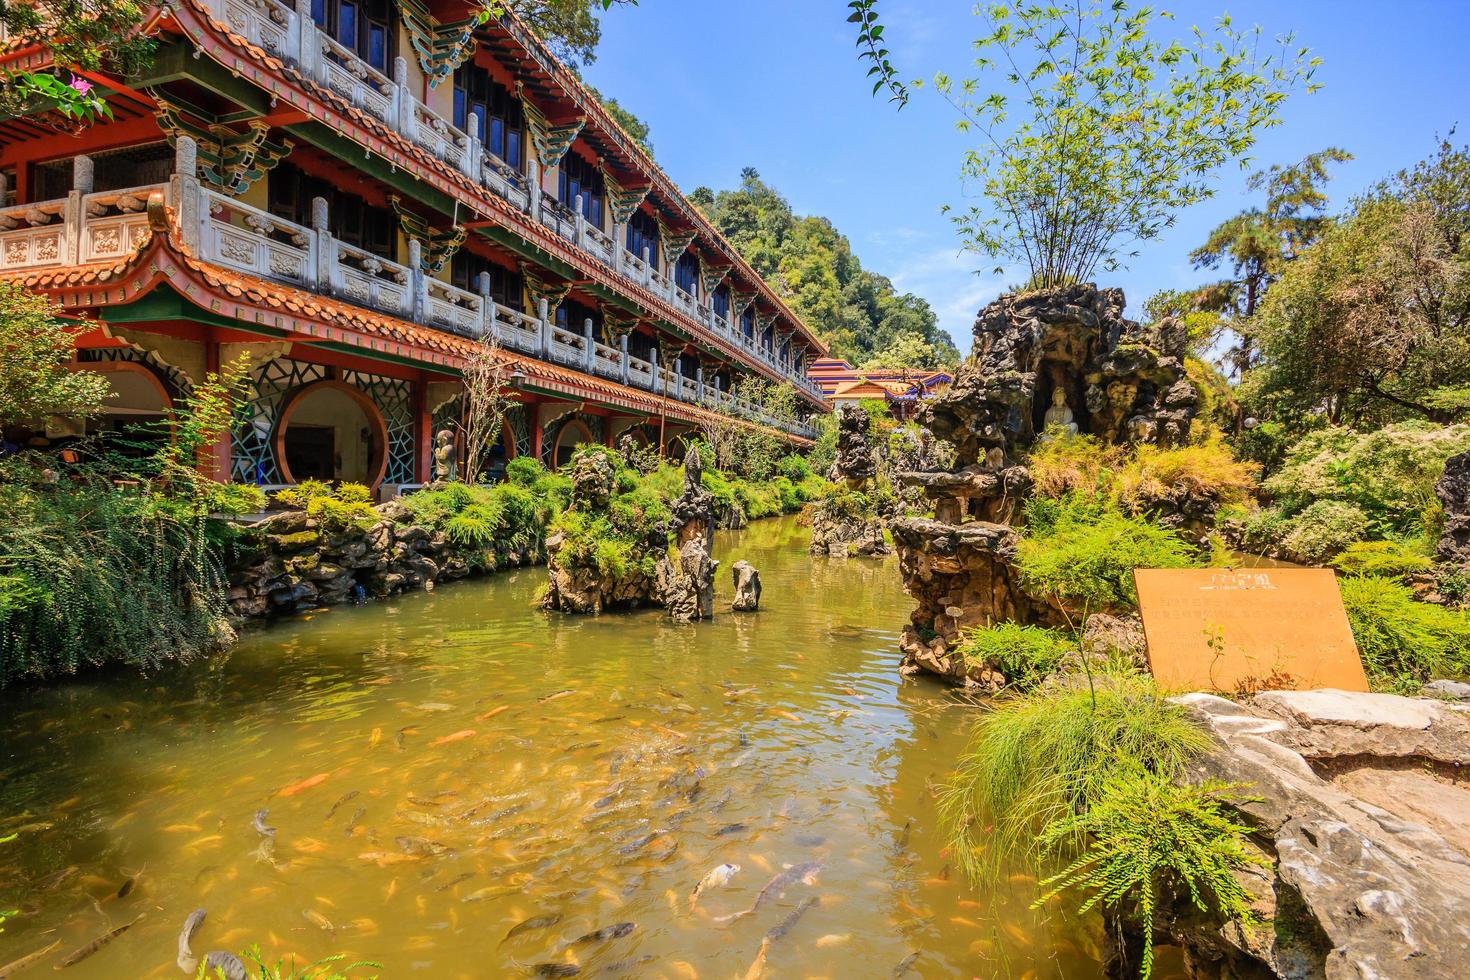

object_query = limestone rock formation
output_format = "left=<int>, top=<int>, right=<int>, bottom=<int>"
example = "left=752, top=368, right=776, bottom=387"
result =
left=894, top=285, right=1200, bottom=682
left=811, top=402, right=892, bottom=558
left=731, top=560, right=762, bottom=611
left=1162, top=690, right=1470, bottom=980
left=1436, top=449, right=1470, bottom=567
left=656, top=444, right=718, bottom=623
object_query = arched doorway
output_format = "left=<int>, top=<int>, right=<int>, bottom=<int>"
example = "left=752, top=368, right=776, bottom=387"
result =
left=274, top=381, right=388, bottom=487
left=83, top=363, right=172, bottom=454
left=552, top=419, right=594, bottom=470
left=663, top=429, right=692, bottom=461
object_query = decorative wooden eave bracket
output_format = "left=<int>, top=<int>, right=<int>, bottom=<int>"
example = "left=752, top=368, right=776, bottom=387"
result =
left=520, top=86, right=585, bottom=169
left=599, top=302, right=641, bottom=345
left=699, top=258, right=732, bottom=296
left=149, top=89, right=291, bottom=197
left=521, top=262, right=572, bottom=312
left=400, top=0, right=480, bottom=89
left=603, top=172, right=652, bottom=225
left=391, top=195, right=466, bottom=274
left=655, top=215, right=697, bottom=271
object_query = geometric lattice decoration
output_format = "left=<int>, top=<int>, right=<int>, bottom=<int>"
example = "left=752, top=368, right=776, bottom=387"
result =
left=391, top=196, right=467, bottom=274
left=521, top=263, right=572, bottom=312
left=520, top=90, right=584, bottom=169
left=232, top=359, right=328, bottom=485
left=150, top=90, right=291, bottom=196
left=541, top=413, right=603, bottom=467
left=341, top=369, right=416, bottom=486
left=400, top=0, right=478, bottom=89
left=656, top=215, right=697, bottom=270
left=431, top=393, right=463, bottom=440
left=604, top=172, right=651, bottom=225
left=229, top=360, right=417, bottom=485
left=506, top=403, right=532, bottom=461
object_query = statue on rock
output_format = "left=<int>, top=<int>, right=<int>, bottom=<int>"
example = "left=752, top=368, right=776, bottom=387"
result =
left=810, top=402, right=891, bottom=558
left=433, top=430, right=457, bottom=483
left=892, top=283, right=1202, bottom=687
left=656, top=443, right=718, bottom=623
left=731, top=560, right=762, bottom=611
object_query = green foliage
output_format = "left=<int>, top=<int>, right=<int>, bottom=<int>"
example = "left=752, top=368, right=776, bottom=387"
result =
left=1248, top=140, right=1470, bottom=427
left=273, top=481, right=378, bottom=533
left=0, top=0, right=156, bottom=121
left=204, top=482, right=269, bottom=515
left=1017, top=498, right=1199, bottom=612
left=1329, top=540, right=1434, bottom=580
left=1025, top=432, right=1257, bottom=514
left=492, top=0, right=636, bottom=67
left=847, top=0, right=909, bottom=107
left=1036, top=772, right=1262, bottom=980
left=933, top=0, right=1319, bottom=288
left=0, top=463, right=231, bottom=685
left=689, top=168, right=959, bottom=367
left=777, top=453, right=813, bottom=482
left=955, top=622, right=1077, bottom=691
left=1246, top=424, right=1470, bottom=558
left=1339, top=576, right=1470, bottom=691
left=0, top=281, right=108, bottom=427
left=939, top=673, right=1213, bottom=885
left=404, top=478, right=551, bottom=559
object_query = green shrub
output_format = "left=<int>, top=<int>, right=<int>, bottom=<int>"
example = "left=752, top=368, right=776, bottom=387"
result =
left=1339, top=575, right=1470, bottom=690
left=939, top=673, right=1212, bottom=885
left=1330, top=540, right=1434, bottom=580
left=1017, top=502, right=1198, bottom=611
left=955, top=622, right=1077, bottom=690
left=1036, top=772, right=1262, bottom=980
left=204, top=481, right=268, bottom=515
left=778, top=454, right=813, bottom=482
left=1277, top=500, right=1369, bottom=564
left=505, top=455, right=544, bottom=487
left=273, top=481, right=377, bottom=532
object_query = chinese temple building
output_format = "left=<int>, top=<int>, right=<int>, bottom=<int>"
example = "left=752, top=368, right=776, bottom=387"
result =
left=0, top=1, right=827, bottom=493
left=807, top=357, right=950, bottom=420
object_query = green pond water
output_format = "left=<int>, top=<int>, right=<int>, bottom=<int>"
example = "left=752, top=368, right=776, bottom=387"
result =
left=0, top=517, right=1120, bottom=978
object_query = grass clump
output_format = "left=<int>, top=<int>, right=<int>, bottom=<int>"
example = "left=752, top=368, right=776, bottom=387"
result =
left=1339, top=575, right=1470, bottom=691
left=1026, top=432, right=1257, bottom=514
left=1329, top=540, right=1434, bottom=580
left=1018, top=497, right=1199, bottom=612
left=1036, top=771, right=1262, bottom=980
left=955, top=622, right=1077, bottom=691
left=273, top=481, right=378, bottom=533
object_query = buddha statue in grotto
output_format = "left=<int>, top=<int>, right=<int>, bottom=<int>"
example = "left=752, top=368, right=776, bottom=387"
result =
left=1043, top=387, right=1079, bottom=436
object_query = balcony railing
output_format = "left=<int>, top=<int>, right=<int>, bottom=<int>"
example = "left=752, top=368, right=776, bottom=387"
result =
left=195, top=0, right=821, bottom=397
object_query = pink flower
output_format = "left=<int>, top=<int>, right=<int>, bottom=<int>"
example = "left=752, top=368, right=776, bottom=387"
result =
left=68, top=76, right=93, bottom=96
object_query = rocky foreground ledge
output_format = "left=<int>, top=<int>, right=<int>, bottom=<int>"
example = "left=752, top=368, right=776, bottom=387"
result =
left=1166, top=689, right=1470, bottom=979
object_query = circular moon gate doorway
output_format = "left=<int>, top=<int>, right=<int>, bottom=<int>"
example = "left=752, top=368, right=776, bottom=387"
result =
left=276, top=381, right=388, bottom=488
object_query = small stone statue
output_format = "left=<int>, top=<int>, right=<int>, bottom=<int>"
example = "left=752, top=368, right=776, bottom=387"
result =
left=433, top=429, right=456, bottom=482
left=1042, top=388, right=1078, bottom=436
left=683, top=442, right=702, bottom=496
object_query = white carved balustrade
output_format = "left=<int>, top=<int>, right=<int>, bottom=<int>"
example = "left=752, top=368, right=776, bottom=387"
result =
left=425, top=279, right=482, bottom=336
left=490, top=305, right=543, bottom=354
left=313, top=31, right=396, bottom=126
left=81, top=187, right=161, bottom=263
left=219, top=0, right=292, bottom=61
left=626, top=355, right=654, bottom=389
left=201, top=190, right=316, bottom=286
left=412, top=100, right=468, bottom=163
left=0, top=199, right=67, bottom=270
left=332, top=239, right=412, bottom=317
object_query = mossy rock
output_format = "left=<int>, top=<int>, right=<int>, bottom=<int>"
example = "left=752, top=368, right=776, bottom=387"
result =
left=267, top=529, right=321, bottom=551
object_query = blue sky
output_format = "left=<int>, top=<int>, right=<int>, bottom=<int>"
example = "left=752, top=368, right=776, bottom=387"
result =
left=581, top=2, right=1470, bottom=352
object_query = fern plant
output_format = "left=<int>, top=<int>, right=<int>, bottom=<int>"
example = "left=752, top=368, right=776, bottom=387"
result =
left=1035, top=772, right=1263, bottom=980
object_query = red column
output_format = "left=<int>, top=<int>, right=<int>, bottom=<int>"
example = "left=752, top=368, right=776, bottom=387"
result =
left=529, top=398, right=544, bottom=463
left=412, top=374, right=431, bottom=483
left=204, top=338, right=231, bottom=483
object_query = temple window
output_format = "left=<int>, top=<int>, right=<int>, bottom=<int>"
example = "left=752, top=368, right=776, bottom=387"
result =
left=557, top=152, right=604, bottom=226
left=31, top=143, right=173, bottom=201
left=673, top=252, right=699, bottom=297
left=450, top=252, right=524, bottom=311
left=711, top=283, right=730, bottom=319
left=453, top=65, right=523, bottom=171
left=554, top=297, right=602, bottom=335
left=312, top=0, right=396, bottom=74
left=740, top=307, right=755, bottom=340
left=626, top=209, right=659, bottom=267
left=269, top=162, right=394, bottom=260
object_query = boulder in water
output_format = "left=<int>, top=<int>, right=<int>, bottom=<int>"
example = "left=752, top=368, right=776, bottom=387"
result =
left=731, top=560, right=762, bottom=611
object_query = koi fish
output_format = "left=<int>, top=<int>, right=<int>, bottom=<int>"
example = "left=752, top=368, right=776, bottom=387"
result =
left=54, top=913, right=146, bottom=968
left=689, top=863, right=740, bottom=911
left=429, top=729, right=476, bottom=747
left=277, top=773, right=329, bottom=797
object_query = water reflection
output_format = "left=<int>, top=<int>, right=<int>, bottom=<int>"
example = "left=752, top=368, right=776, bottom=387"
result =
left=0, top=518, right=1104, bottom=978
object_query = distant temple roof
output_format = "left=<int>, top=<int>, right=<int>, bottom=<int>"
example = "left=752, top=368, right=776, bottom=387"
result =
left=807, top=357, right=951, bottom=402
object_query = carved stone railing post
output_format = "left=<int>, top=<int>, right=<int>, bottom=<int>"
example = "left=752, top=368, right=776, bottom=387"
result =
left=311, top=195, right=335, bottom=294
left=526, top=158, right=541, bottom=221
left=393, top=57, right=415, bottom=141
left=170, top=136, right=202, bottom=254
left=696, top=366, right=705, bottom=405
left=476, top=270, right=494, bottom=339
left=574, top=193, right=586, bottom=248
left=612, top=220, right=626, bottom=274
left=464, top=111, right=483, bottom=180
left=582, top=316, right=595, bottom=372
left=641, top=246, right=652, bottom=288
left=406, top=238, right=425, bottom=322
left=289, top=0, right=312, bottom=74
left=537, top=297, right=550, bottom=358
left=619, top=334, right=630, bottom=385
left=648, top=346, right=658, bottom=392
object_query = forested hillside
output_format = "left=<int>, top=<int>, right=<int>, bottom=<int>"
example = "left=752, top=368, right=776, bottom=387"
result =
left=690, top=169, right=959, bottom=370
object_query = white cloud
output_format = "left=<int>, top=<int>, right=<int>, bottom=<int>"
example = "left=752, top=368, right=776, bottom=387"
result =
left=887, top=244, right=1012, bottom=351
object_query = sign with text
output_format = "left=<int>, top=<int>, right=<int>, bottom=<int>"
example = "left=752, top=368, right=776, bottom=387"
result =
left=1133, top=568, right=1368, bottom=693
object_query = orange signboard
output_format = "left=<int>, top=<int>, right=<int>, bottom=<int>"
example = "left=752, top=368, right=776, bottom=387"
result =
left=1133, top=568, right=1369, bottom=693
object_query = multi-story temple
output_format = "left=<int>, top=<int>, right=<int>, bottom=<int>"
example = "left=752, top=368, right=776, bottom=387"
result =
left=0, top=1, right=827, bottom=493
